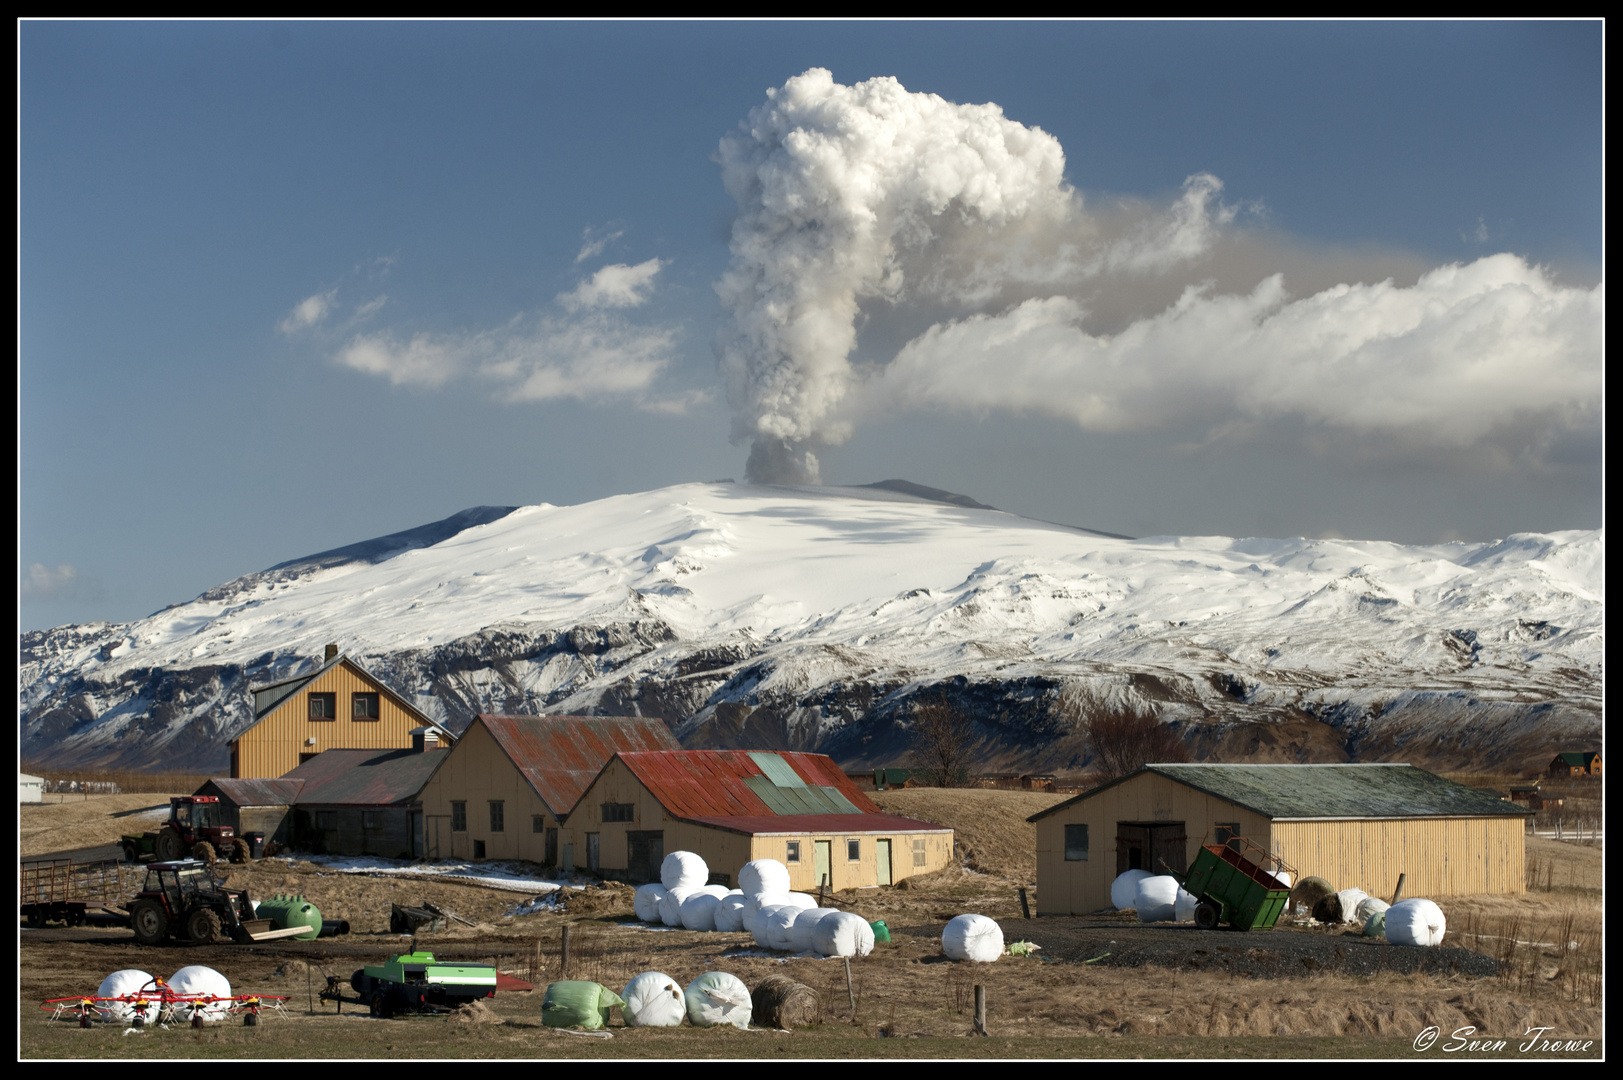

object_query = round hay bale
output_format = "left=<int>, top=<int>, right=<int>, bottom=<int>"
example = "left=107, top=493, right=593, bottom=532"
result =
left=714, top=893, right=749, bottom=932
left=750, top=974, right=818, bottom=1029
left=661, top=851, right=708, bottom=891
left=1290, top=875, right=1334, bottom=916
left=1110, top=870, right=1152, bottom=910
left=739, top=859, right=791, bottom=896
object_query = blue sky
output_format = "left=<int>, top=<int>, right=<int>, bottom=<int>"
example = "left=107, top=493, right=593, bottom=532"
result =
left=19, top=21, right=1603, bottom=632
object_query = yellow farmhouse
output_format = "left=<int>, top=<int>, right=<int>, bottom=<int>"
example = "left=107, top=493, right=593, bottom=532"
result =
left=1029, top=763, right=1531, bottom=915
left=230, top=646, right=455, bottom=779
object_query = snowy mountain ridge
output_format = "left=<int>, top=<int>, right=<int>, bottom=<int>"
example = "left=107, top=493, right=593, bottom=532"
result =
left=19, top=482, right=1603, bottom=773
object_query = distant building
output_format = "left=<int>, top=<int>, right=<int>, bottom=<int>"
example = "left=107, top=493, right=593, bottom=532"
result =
left=230, top=644, right=455, bottom=778
left=1547, top=752, right=1602, bottom=778
left=19, top=772, right=44, bottom=804
left=1029, top=763, right=1531, bottom=915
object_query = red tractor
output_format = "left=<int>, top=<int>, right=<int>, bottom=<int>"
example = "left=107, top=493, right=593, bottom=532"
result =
left=125, top=860, right=305, bottom=945
left=122, top=796, right=250, bottom=865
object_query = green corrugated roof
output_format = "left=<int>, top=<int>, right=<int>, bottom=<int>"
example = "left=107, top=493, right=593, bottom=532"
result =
left=749, top=752, right=808, bottom=788
left=742, top=774, right=862, bottom=815
left=1552, top=752, right=1599, bottom=767
left=1029, top=764, right=1531, bottom=823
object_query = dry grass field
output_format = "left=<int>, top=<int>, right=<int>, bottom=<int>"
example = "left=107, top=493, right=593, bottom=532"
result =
left=19, top=791, right=1602, bottom=1059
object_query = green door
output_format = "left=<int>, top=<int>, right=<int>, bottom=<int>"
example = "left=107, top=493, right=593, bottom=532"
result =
left=876, top=839, right=892, bottom=886
left=814, top=840, right=831, bottom=890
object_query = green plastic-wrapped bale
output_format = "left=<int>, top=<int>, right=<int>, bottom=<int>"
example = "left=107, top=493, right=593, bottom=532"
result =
left=542, top=981, right=626, bottom=1030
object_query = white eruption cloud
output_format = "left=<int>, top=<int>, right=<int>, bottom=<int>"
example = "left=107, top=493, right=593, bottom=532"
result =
left=717, top=70, right=1601, bottom=481
left=869, top=255, right=1602, bottom=444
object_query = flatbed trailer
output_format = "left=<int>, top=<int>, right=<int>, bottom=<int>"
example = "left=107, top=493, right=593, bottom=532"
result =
left=21, top=859, right=130, bottom=927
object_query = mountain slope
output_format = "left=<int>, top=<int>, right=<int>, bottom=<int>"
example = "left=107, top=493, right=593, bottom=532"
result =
left=19, top=482, right=1603, bottom=774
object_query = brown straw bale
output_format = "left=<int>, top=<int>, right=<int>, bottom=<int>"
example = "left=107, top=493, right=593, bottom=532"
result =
left=751, top=973, right=819, bottom=1029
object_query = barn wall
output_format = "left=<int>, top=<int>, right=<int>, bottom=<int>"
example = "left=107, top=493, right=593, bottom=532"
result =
left=295, top=804, right=416, bottom=858
left=234, top=661, right=432, bottom=779
left=415, top=719, right=559, bottom=862
left=1033, top=773, right=1273, bottom=916
left=1271, top=817, right=1525, bottom=898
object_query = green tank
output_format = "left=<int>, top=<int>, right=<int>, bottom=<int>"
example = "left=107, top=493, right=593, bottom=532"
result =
left=256, top=893, right=323, bottom=941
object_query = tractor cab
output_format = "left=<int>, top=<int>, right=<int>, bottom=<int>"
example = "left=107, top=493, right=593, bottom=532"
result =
left=149, top=796, right=243, bottom=864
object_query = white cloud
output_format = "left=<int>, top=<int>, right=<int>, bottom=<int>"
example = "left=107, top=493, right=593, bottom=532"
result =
left=865, top=254, right=1601, bottom=451
left=20, top=562, right=86, bottom=601
left=278, top=289, right=338, bottom=334
left=558, top=259, right=664, bottom=311
left=335, top=308, right=685, bottom=410
left=354, top=295, right=388, bottom=320
left=575, top=227, right=625, bottom=264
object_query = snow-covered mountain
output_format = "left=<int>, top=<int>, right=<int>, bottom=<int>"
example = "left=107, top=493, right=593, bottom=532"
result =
left=19, top=482, right=1604, bottom=774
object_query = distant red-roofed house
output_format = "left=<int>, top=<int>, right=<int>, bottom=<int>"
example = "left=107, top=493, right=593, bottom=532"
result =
left=567, top=749, right=955, bottom=888
left=416, top=714, right=682, bottom=863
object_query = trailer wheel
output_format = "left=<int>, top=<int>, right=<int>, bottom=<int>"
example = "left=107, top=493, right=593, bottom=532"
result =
left=25, top=908, right=44, bottom=928
left=370, top=991, right=394, bottom=1019
left=130, top=901, right=169, bottom=946
left=1194, top=900, right=1222, bottom=931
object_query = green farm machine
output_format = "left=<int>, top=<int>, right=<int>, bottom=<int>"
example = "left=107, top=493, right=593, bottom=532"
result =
left=322, top=952, right=499, bottom=1018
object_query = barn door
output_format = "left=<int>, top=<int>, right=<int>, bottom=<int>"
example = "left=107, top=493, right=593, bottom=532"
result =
left=627, top=831, right=664, bottom=884
left=876, top=839, right=892, bottom=886
left=814, top=840, right=831, bottom=889
left=1116, top=822, right=1187, bottom=876
left=1117, top=824, right=1150, bottom=874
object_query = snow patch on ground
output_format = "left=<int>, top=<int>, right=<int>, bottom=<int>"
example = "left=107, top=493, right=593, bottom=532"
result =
left=281, top=855, right=586, bottom=894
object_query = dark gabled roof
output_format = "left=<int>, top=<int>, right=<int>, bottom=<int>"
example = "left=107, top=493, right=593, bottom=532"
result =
left=1028, top=764, right=1532, bottom=823
left=475, top=714, right=681, bottom=819
left=614, top=750, right=889, bottom=823
left=199, top=778, right=306, bottom=806
left=279, top=747, right=449, bottom=806
left=1551, top=751, right=1600, bottom=767
left=239, top=653, right=455, bottom=741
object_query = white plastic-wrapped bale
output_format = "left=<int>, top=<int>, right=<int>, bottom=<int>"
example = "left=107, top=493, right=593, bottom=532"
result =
left=788, top=907, right=840, bottom=953
left=168, top=966, right=232, bottom=1021
left=661, top=851, right=709, bottom=891
left=701, top=884, right=732, bottom=899
left=812, top=911, right=875, bottom=958
left=1385, top=899, right=1447, bottom=947
left=1110, top=869, right=1152, bottom=910
left=738, top=859, right=791, bottom=896
left=685, top=972, right=752, bottom=1029
left=1174, top=886, right=1200, bottom=923
left=942, top=913, right=1004, bottom=963
left=680, top=891, right=723, bottom=932
left=742, top=893, right=789, bottom=937
left=658, top=887, right=696, bottom=927
left=96, top=970, right=160, bottom=1025
left=633, top=883, right=668, bottom=924
left=621, top=972, right=687, bottom=1027
left=750, top=905, right=790, bottom=948
left=1134, top=876, right=1180, bottom=922
left=763, top=906, right=803, bottom=951
left=1333, top=888, right=1369, bottom=923
left=1270, top=872, right=1292, bottom=890
left=714, top=893, right=749, bottom=932
left=781, top=892, right=817, bottom=910
left=1355, top=896, right=1390, bottom=925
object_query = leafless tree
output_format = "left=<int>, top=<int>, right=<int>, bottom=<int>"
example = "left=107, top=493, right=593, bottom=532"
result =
left=1083, top=711, right=1190, bottom=781
left=909, top=697, right=977, bottom=787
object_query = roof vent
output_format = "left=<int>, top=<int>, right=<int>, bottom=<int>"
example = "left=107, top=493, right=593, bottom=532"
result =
left=324, top=643, right=338, bottom=662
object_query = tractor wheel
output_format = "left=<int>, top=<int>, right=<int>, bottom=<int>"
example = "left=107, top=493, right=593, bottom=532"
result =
left=130, top=901, right=170, bottom=946
left=155, top=828, right=185, bottom=862
left=186, top=907, right=223, bottom=944
left=192, top=841, right=217, bottom=865
left=1194, top=900, right=1222, bottom=931
left=231, top=839, right=251, bottom=864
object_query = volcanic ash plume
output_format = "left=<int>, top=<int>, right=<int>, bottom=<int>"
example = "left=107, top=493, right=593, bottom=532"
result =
left=715, top=68, right=1073, bottom=484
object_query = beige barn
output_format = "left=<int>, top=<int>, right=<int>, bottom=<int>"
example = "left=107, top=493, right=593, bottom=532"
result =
left=567, top=750, right=955, bottom=888
left=415, top=714, right=681, bottom=863
left=231, top=646, right=455, bottom=778
left=1029, top=763, right=1531, bottom=916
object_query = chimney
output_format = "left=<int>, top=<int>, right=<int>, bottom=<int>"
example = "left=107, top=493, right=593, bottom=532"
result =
left=411, top=727, right=440, bottom=753
left=324, top=643, right=338, bottom=662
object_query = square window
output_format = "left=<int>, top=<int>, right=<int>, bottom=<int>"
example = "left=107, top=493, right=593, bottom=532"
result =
left=308, top=692, right=336, bottom=720
left=533, top=815, right=546, bottom=834
left=489, top=801, right=505, bottom=833
left=913, top=837, right=927, bottom=867
left=363, top=810, right=385, bottom=830
left=785, top=841, right=801, bottom=863
left=1064, top=824, right=1089, bottom=861
left=352, top=692, right=379, bottom=720
left=847, top=839, right=861, bottom=861
left=602, top=802, right=634, bottom=823
left=451, top=802, right=467, bottom=832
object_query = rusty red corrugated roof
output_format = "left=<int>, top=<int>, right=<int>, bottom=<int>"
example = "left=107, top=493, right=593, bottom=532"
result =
left=682, top=812, right=953, bottom=836
left=476, top=714, right=680, bottom=817
left=199, top=778, right=306, bottom=806
left=616, top=750, right=884, bottom=821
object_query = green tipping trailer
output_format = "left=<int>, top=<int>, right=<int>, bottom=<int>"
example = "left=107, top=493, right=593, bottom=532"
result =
left=1182, top=834, right=1297, bottom=932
